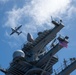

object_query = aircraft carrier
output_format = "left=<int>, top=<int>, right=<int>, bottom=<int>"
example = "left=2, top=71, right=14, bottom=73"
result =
left=0, top=19, right=76, bottom=75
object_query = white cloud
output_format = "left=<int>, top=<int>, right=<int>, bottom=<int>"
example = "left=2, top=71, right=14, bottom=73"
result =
left=67, top=6, right=76, bottom=18
left=30, top=0, right=71, bottom=24
left=5, top=0, right=72, bottom=39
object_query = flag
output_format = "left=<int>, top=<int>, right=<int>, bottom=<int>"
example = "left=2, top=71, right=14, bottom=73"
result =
left=59, top=40, right=68, bottom=48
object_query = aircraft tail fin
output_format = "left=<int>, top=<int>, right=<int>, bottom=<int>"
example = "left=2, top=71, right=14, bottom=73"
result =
left=17, top=31, right=22, bottom=35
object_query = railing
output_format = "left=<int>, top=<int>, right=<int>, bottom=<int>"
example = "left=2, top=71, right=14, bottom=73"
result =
left=52, top=58, right=76, bottom=75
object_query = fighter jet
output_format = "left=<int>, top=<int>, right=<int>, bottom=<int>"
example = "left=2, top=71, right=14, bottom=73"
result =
left=10, top=25, right=22, bottom=35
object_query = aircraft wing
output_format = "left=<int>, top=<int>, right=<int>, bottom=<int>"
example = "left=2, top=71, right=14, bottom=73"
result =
left=16, top=25, right=22, bottom=30
left=10, top=28, right=15, bottom=35
left=10, top=31, right=15, bottom=35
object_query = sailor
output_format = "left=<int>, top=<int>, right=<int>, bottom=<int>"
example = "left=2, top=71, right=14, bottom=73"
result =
left=63, top=59, right=67, bottom=68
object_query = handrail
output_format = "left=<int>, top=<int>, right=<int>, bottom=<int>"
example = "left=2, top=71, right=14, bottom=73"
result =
left=53, top=58, right=76, bottom=75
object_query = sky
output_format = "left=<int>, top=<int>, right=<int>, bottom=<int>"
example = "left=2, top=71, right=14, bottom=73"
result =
left=0, top=0, right=76, bottom=75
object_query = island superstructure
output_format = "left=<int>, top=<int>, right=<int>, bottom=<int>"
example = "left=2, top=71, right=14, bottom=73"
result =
left=0, top=19, right=76, bottom=75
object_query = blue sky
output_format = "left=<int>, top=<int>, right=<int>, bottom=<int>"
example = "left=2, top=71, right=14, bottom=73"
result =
left=0, top=0, right=76, bottom=75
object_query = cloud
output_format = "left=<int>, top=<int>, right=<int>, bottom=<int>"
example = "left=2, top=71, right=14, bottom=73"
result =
left=67, top=6, right=76, bottom=18
left=30, top=0, right=71, bottom=24
left=5, top=0, right=72, bottom=39
left=8, top=41, right=17, bottom=48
